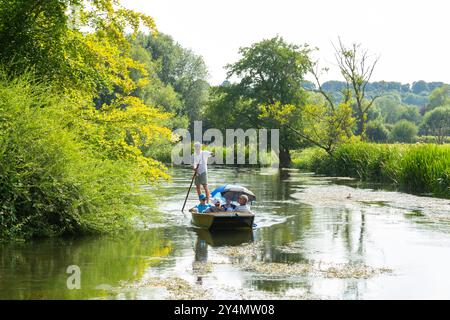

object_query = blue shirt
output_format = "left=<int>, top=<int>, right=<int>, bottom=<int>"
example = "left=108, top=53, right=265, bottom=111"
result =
left=195, top=203, right=211, bottom=213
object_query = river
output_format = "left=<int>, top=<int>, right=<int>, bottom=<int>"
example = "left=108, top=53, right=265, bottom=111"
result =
left=1, top=166, right=450, bottom=299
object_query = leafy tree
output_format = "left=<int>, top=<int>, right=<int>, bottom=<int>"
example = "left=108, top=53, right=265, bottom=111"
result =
left=366, top=120, right=389, bottom=142
left=421, top=106, right=450, bottom=144
left=401, top=84, right=411, bottom=93
left=398, top=105, right=421, bottom=124
left=0, top=0, right=157, bottom=96
left=226, top=36, right=312, bottom=106
left=0, top=0, right=177, bottom=239
left=222, top=36, right=313, bottom=166
left=428, top=82, right=445, bottom=91
left=131, top=33, right=209, bottom=125
left=389, top=120, right=418, bottom=143
left=428, top=84, right=450, bottom=110
left=260, top=99, right=356, bottom=156
left=402, top=93, right=428, bottom=107
left=203, top=85, right=257, bottom=131
left=411, top=80, right=430, bottom=94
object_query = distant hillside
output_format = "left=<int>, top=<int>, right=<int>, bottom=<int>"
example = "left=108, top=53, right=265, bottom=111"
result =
left=302, top=80, right=448, bottom=107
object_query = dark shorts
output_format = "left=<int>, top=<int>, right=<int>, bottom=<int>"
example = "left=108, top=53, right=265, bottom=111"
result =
left=195, top=172, right=208, bottom=186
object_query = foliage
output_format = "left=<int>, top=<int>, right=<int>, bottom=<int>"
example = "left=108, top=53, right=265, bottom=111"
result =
left=366, top=120, right=389, bottom=142
left=0, top=0, right=157, bottom=96
left=0, top=75, right=168, bottom=240
left=205, top=36, right=313, bottom=166
left=291, top=148, right=327, bottom=170
left=319, top=80, right=446, bottom=107
left=427, top=84, right=450, bottom=111
left=226, top=36, right=312, bottom=106
left=0, top=0, right=176, bottom=240
left=411, top=80, right=430, bottom=94
left=417, top=135, right=450, bottom=144
left=130, top=32, right=209, bottom=124
left=260, top=100, right=356, bottom=155
left=292, top=143, right=450, bottom=198
left=389, top=120, right=418, bottom=143
left=421, top=106, right=450, bottom=144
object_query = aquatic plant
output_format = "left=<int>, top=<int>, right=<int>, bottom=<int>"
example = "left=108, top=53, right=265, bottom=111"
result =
left=292, top=143, right=450, bottom=198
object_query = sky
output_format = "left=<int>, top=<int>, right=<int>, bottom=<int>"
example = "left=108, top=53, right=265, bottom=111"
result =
left=123, top=0, right=450, bottom=85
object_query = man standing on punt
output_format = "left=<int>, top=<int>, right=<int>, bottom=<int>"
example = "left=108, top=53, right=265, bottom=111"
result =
left=192, top=142, right=212, bottom=203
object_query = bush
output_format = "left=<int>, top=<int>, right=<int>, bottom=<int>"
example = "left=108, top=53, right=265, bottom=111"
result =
left=420, top=106, right=450, bottom=144
left=366, top=121, right=389, bottom=142
left=0, top=75, right=160, bottom=241
left=389, top=120, right=418, bottom=143
left=291, top=148, right=327, bottom=170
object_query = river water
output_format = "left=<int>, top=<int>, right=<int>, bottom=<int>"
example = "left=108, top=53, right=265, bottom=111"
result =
left=1, top=167, right=450, bottom=299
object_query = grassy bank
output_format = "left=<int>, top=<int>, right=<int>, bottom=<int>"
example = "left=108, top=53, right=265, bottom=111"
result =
left=292, top=143, right=450, bottom=198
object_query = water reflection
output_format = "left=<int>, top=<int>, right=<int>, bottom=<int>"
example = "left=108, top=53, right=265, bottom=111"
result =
left=194, top=229, right=254, bottom=248
left=0, top=230, right=173, bottom=299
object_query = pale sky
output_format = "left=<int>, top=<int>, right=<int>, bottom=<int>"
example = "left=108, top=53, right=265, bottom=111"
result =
left=123, top=0, right=450, bottom=85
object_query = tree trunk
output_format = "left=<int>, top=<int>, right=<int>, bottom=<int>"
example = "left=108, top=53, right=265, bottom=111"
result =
left=279, top=147, right=291, bottom=168
left=356, top=112, right=367, bottom=140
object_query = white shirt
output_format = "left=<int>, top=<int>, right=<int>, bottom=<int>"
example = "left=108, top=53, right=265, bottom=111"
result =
left=234, top=204, right=251, bottom=213
left=192, top=150, right=212, bottom=175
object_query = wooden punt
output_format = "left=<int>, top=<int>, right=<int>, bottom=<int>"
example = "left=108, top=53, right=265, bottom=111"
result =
left=191, top=211, right=255, bottom=230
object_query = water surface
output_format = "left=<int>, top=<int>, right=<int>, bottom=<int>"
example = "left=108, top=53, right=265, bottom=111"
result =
left=1, top=167, right=449, bottom=299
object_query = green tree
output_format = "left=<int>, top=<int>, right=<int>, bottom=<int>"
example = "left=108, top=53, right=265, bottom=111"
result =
left=412, top=80, right=430, bottom=94
left=260, top=99, right=356, bottom=155
left=421, top=106, right=450, bottom=144
left=428, top=84, right=450, bottom=110
left=131, top=33, right=209, bottom=125
left=0, top=0, right=157, bottom=96
left=389, top=120, right=418, bottom=143
left=226, top=36, right=312, bottom=106
left=0, top=0, right=175, bottom=240
left=398, top=105, right=421, bottom=124
left=366, top=120, right=389, bottom=142
left=223, top=36, right=312, bottom=166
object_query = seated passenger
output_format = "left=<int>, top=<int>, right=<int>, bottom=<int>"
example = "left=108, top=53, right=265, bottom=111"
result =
left=204, top=198, right=225, bottom=213
left=234, top=195, right=251, bottom=213
left=222, top=198, right=236, bottom=212
left=189, top=194, right=211, bottom=213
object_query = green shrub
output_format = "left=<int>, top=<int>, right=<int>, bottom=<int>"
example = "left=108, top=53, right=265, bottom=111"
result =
left=366, top=121, right=389, bottom=142
left=0, top=75, right=157, bottom=241
left=389, top=120, right=418, bottom=143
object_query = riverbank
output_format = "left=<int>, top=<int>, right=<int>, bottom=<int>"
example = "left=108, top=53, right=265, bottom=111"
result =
left=291, top=143, right=450, bottom=199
